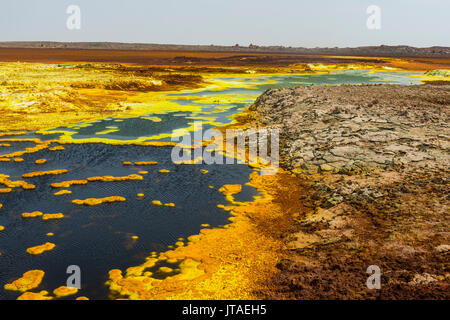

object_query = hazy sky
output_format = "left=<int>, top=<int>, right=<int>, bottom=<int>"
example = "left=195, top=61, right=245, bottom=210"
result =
left=1, top=0, right=449, bottom=47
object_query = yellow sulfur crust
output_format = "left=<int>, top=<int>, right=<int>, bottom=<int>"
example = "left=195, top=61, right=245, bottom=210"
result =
left=4, top=270, right=45, bottom=292
left=22, top=211, right=43, bottom=218
left=106, top=170, right=304, bottom=299
left=17, top=291, right=53, bottom=300
left=26, top=242, right=56, bottom=255
left=53, top=286, right=78, bottom=298
left=54, top=190, right=72, bottom=196
left=42, top=213, right=64, bottom=220
left=22, top=169, right=68, bottom=179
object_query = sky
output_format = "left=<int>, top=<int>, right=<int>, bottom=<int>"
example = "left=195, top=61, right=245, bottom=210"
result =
left=1, top=0, right=449, bottom=47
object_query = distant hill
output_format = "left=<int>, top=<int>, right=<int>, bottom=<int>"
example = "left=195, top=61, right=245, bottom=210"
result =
left=0, top=42, right=449, bottom=57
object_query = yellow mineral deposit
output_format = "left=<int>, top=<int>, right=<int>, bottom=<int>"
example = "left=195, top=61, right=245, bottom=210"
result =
left=219, top=184, right=242, bottom=195
left=200, top=169, right=209, bottom=174
left=173, top=156, right=203, bottom=165
left=0, top=131, right=27, bottom=137
left=95, top=127, right=119, bottom=135
left=1, top=60, right=439, bottom=300
left=49, top=146, right=65, bottom=151
left=0, top=139, right=51, bottom=159
left=76, top=296, right=89, bottom=300
left=86, top=174, right=143, bottom=182
left=13, top=158, right=24, bottom=162
left=26, top=242, right=56, bottom=255
left=4, top=270, right=45, bottom=292
left=35, top=159, right=47, bottom=165
left=46, top=233, right=54, bottom=237
left=0, top=225, right=4, bottom=231
left=159, top=169, right=170, bottom=173
left=164, top=203, right=175, bottom=207
left=137, top=193, right=144, bottom=197
left=54, top=190, right=72, bottom=196
left=1, top=174, right=35, bottom=190
left=0, top=63, right=261, bottom=133
left=72, top=196, right=126, bottom=206
left=152, top=200, right=163, bottom=206
left=134, top=161, right=158, bottom=166
left=22, top=211, right=43, bottom=218
left=53, top=286, right=78, bottom=298
left=138, top=171, right=148, bottom=175
left=42, top=213, right=64, bottom=220
left=51, top=180, right=88, bottom=188
left=17, top=291, right=53, bottom=300
left=22, top=169, right=68, bottom=179
left=105, top=170, right=302, bottom=300
left=0, top=188, right=12, bottom=194
left=218, top=184, right=243, bottom=203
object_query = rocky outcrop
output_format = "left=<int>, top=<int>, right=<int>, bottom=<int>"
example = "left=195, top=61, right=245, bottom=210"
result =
left=248, top=84, right=450, bottom=299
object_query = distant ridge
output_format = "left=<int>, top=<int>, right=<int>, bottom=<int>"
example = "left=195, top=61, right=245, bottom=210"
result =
left=0, top=42, right=449, bottom=57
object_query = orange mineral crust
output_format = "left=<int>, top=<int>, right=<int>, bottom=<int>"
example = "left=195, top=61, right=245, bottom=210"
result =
left=22, top=211, right=43, bottom=218
left=35, top=159, right=47, bottom=165
left=50, top=174, right=143, bottom=189
left=72, top=196, right=126, bottom=206
left=51, top=180, right=88, bottom=188
left=22, top=169, right=68, bottom=179
left=42, top=213, right=64, bottom=220
left=0, top=176, right=36, bottom=190
left=86, top=174, right=143, bottom=182
left=53, top=286, right=78, bottom=298
left=17, top=291, right=53, bottom=300
left=49, top=146, right=65, bottom=151
left=26, top=242, right=56, bottom=255
left=134, top=161, right=158, bottom=166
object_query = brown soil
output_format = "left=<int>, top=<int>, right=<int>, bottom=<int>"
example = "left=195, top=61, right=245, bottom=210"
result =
left=246, top=84, right=450, bottom=299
